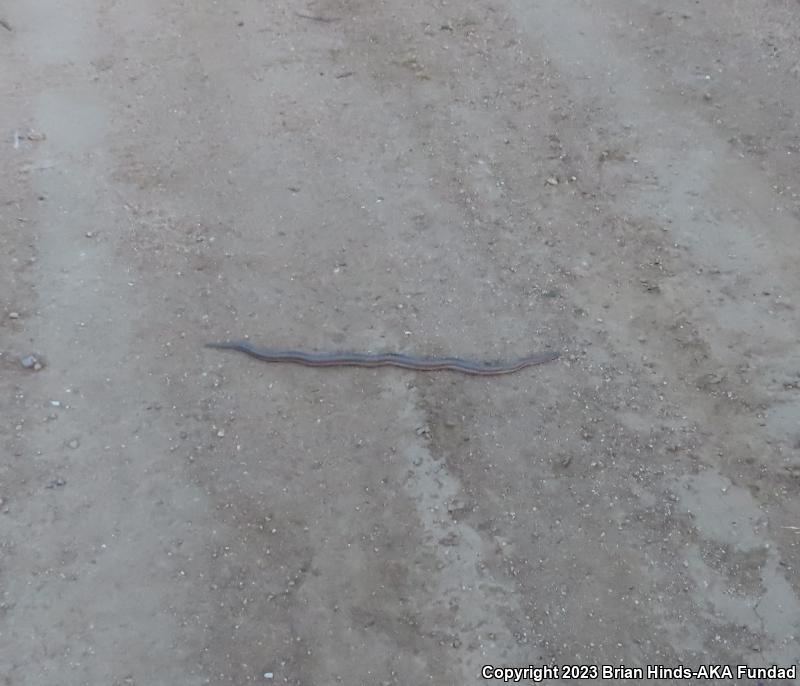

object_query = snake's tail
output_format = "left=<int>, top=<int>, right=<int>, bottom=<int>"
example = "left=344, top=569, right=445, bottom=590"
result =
left=205, top=341, right=240, bottom=350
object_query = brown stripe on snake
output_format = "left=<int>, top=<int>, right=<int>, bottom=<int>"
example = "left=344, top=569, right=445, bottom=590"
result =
left=206, top=341, right=559, bottom=376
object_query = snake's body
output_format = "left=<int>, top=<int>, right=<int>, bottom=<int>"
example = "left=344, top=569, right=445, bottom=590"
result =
left=206, top=341, right=558, bottom=375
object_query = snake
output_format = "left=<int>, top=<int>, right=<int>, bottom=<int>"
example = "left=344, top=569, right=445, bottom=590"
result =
left=205, top=341, right=559, bottom=375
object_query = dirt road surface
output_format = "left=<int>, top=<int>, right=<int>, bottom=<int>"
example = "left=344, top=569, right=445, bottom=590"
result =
left=2, top=1, right=799, bottom=684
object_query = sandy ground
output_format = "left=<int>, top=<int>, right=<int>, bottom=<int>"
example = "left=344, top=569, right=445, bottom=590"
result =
left=1, top=1, right=800, bottom=684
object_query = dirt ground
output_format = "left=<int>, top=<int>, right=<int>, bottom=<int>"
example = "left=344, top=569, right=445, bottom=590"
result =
left=1, top=0, right=799, bottom=684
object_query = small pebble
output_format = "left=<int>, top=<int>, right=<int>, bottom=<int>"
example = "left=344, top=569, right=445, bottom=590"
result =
left=8, top=312, right=19, bottom=319
left=50, top=400, right=61, bottom=407
left=217, top=429, right=225, bottom=437
left=68, top=439, right=80, bottom=449
left=264, top=672, right=274, bottom=680
left=21, top=355, right=38, bottom=369
left=545, top=176, right=559, bottom=186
